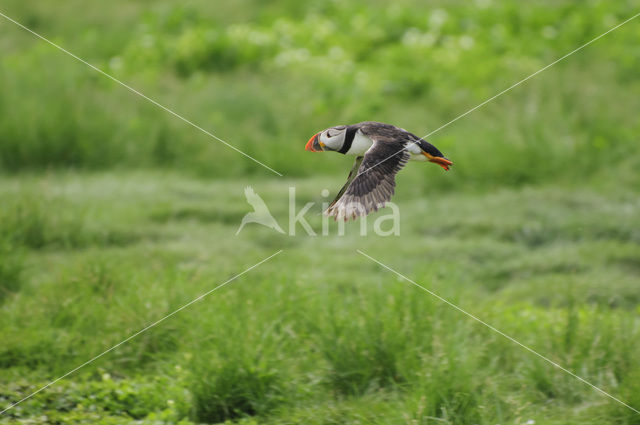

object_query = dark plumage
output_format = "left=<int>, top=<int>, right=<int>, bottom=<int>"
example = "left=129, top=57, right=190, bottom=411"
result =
left=306, top=121, right=452, bottom=221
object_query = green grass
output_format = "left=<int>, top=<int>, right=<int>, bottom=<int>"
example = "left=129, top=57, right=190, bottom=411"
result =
left=1, top=0, right=640, bottom=186
left=0, top=172, right=639, bottom=424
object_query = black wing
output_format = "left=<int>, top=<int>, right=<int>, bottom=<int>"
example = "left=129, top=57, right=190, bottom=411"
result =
left=325, top=138, right=410, bottom=221
left=327, top=156, right=364, bottom=210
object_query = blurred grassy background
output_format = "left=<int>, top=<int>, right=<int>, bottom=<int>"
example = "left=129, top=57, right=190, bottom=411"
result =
left=1, top=1, right=640, bottom=424
left=1, top=0, right=639, bottom=186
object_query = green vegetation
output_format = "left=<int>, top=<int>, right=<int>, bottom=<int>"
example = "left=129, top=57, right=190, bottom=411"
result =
left=1, top=174, right=639, bottom=424
left=1, top=0, right=639, bottom=424
left=2, top=0, right=640, bottom=186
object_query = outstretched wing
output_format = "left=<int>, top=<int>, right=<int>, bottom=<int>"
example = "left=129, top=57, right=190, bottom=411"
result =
left=325, top=139, right=410, bottom=221
left=327, top=156, right=364, bottom=209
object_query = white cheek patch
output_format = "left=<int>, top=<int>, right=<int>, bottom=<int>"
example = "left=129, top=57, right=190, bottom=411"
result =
left=324, top=135, right=341, bottom=150
left=319, top=133, right=335, bottom=149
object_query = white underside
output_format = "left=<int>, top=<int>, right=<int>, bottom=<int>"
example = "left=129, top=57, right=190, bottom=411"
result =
left=409, top=153, right=427, bottom=161
left=344, top=134, right=427, bottom=161
left=405, top=141, right=422, bottom=154
left=406, top=141, right=426, bottom=161
left=344, top=131, right=374, bottom=155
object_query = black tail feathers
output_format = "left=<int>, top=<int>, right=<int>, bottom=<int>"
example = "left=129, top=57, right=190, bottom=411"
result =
left=417, top=139, right=446, bottom=158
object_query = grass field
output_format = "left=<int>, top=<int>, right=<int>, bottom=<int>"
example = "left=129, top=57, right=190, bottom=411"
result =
left=1, top=0, right=640, bottom=424
left=1, top=173, right=639, bottom=424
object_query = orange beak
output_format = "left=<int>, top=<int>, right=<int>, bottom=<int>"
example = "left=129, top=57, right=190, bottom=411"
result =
left=422, top=152, right=453, bottom=171
left=305, top=133, right=322, bottom=152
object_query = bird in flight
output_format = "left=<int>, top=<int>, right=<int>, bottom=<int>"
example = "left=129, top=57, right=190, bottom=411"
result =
left=306, top=121, right=452, bottom=221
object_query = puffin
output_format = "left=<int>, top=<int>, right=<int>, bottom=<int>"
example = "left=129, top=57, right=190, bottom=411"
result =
left=305, top=121, right=452, bottom=221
